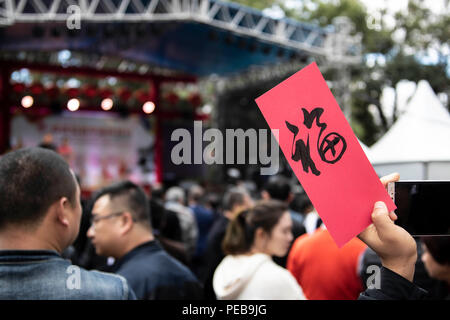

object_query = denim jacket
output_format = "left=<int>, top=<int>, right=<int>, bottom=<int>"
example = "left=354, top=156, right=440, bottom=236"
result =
left=0, top=250, right=136, bottom=300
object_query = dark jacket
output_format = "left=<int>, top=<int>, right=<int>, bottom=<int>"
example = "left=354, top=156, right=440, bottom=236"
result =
left=111, top=240, right=203, bottom=300
left=202, top=215, right=229, bottom=300
left=359, top=244, right=449, bottom=299
left=359, top=267, right=428, bottom=300
left=0, top=250, right=135, bottom=300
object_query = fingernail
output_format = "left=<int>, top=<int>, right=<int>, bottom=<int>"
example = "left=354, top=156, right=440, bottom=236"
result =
left=374, top=201, right=386, bottom=209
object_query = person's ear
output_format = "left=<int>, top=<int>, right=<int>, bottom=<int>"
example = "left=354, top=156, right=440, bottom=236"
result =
left=261, top=190, right=270, bottom=200
left=55, top=197, right=71, bottom=227
left=118, top=212, right=134, bottom=235
left=254, top=227, right=268, bottom=242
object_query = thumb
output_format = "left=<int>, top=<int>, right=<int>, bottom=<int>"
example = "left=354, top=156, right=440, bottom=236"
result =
left=371, top=201, right=394, bottom=241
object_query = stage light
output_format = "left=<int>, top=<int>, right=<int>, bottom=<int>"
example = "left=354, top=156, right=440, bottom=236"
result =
left=67, top=98, right=80, bottom=111
left=21, top=95, right=34, bottom=108
left=142, top=101, right=155, bottom=114
left=101, top=98, right=113, bottom=111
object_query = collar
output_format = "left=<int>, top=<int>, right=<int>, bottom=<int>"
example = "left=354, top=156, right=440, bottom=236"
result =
left=0, top=250, right=61, bottom=263
left=112, top=240, right=162, bottom=271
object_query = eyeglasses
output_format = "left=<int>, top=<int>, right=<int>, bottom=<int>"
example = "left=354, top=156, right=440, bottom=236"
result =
left=90, top=212, right=124, bottom=225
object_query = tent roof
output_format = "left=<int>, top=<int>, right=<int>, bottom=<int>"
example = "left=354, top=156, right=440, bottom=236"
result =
left=369, top=80, right=450, bottom=164
left=358, top=139, right=371, bottom=158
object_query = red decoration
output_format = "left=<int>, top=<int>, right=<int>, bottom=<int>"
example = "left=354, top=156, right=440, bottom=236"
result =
left=66, top=87, right=80, bottom=98
left=83, top=85, right=98, bottom=98
left=165, top=92, right=179, bottom=105
left=30, top=83, right=44, bottom=95
left=45, top=86, right=59, bottom=98
left=136, top=90, right=152, bottom=103
left=99, top=88, right=113, bottom=99
left=118, top=88, right=132, bottom=102
left=12, top=83, right=26, bottom=93
left=188, top=92, right=202, bottom=107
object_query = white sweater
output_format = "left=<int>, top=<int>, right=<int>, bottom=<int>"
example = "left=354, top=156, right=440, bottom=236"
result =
left=213, top=253, right=305, bottom=300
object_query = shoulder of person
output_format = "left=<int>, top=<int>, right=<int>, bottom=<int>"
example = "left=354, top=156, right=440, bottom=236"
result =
left=80, top=268, right=136, bottom=300
left=257, top=258, right=293, bottom=281
left=253, top=259, right=304, bottom=299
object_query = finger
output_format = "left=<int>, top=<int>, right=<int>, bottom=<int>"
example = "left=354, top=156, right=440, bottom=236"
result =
left=371, top=201, right=395, bottom=241
left=389, top=211, right=398, bottom=221
left=380, top=172, right=400, bottom=188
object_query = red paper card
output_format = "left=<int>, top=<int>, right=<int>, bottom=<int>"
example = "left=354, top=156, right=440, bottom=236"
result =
left=255, top=62, right=396, bottom=247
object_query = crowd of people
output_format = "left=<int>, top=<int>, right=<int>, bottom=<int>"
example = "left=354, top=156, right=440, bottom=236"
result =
left=0, top=147, right=449, bottom=300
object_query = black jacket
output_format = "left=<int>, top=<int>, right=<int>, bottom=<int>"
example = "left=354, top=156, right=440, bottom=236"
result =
left=359, top=267, right=429, bottom=300
left=112, top=240, right=203, bottom=300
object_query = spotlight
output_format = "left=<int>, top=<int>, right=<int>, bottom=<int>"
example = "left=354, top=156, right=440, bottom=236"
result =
left=21, top=96, right=34, bottom=108
left=277, top=48, right=285, bottom=57
left=224, top=34, right=234, bottom=45
left=67, top=98, right=80, bottom=111
left=262, top=46, right=271, bottom=55
left=142, top=101, right=155, bottom=114
left=101, top=98, right=113, bottom=111
left=31, top=25, right=45, bottom=38
left=248, top=43, right=257, bottom=52
left=208, top=30, right=218, bottom=41
left=50, top=27, right=61, bottom=38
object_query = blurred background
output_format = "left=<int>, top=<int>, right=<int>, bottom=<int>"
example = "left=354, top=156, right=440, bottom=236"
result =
left=0, top=0, right=449, bottom=193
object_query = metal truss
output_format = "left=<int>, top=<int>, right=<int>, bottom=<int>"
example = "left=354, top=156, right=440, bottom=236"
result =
left=0, top=0, right=361, bottom=62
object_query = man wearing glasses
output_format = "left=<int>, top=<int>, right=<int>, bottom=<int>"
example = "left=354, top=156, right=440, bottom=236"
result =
left=87, top=181, right=203, bottom=300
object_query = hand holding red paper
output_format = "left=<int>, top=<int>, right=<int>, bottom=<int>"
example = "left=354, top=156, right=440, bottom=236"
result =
left=255, top=62, right=396, bottom=247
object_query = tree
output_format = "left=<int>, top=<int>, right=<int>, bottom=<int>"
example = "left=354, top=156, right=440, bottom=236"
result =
left=230, top=0, right=450, bottom=145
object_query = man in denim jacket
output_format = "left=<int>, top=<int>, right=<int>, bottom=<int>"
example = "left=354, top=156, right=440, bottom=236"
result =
left=0, top=147, right=135, bottom=299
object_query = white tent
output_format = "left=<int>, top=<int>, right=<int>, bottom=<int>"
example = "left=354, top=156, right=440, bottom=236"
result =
left=369, top=80, right=450, bottom=180
left=358, top=139, right=371, bottom=158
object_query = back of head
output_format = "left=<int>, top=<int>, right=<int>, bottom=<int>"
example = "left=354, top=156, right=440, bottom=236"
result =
left=222, top=199, right=288, bottom=255
left=263, top=175, right=291, bottom=202
left=93, top=181, right=151, bottom=229
left=0, top=147, right=77, bottom=231
left=188, top=185, right=204, bottom=203
left=222, top=187, right=248, bottom=212
left=296, top=192, right=313, bottom=214
left=165, top=186, right=185, bottom=204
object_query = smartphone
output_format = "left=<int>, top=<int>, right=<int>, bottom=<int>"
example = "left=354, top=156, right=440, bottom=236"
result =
left=387, top=181, right=450, bottom=236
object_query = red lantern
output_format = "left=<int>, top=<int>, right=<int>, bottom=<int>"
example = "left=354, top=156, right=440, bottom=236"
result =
left=118, top=88, right=132, bottom=102
left=165, top=92, right=179, bottom=105
left=137, top=90, right=152, bottom=103
left=188, top=93, right=202, bottom=107
left=12, top=83, right=26, bottom=93
left=30, top=83, right=44, bottom=95
left=83, top=85, right=98, bottom=99
left=66, top=87, right=80, bottom=98
left=45, top=86, right=59, bottom=98
left=99, top=88, right=113, bottom=99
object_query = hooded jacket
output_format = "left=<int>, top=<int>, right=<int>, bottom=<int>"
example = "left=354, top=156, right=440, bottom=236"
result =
left=213, top=253, right=305, bottom=300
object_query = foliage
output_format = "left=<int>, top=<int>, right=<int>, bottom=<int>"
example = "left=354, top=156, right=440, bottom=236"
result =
left=229, top=0, right=450, bottom=145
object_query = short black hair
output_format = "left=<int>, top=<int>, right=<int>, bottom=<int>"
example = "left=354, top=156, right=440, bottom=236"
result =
left=0, top=147, right=77, bottom=230
left=222, top=187, right=248, bottom=212
left=92, top=181, right=151, bottom=227
left=263, top=175, right=291, bottom=202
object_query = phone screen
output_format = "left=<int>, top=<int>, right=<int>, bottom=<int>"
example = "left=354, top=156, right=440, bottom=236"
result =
left=391, top=181, right=450, bottom=236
